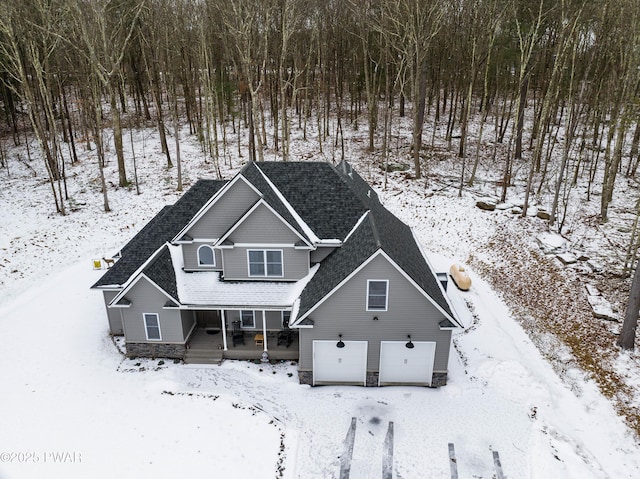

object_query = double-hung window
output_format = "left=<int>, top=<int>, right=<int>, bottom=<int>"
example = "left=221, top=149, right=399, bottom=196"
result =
left=144, top=313, right=161, bottom=340
left=367, top=280, right=389, bottom=311
left=248, top=250, right=283, bottom=277
left=240, top=310, right=255, bottom=328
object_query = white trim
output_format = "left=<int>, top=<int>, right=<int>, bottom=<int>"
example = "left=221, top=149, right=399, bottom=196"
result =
left=233, top=243, right=296, bottom=248
left=240, top=310, right=256, bottom=329
left=292, top=251, right=381, bottom=324
left=174, top=239, right=194, bottom=244
left=293, top=250, right=457, bottom=326
left=197, top=244, right=216, bottom=267
left=182, top=238, right=219, bottom=243
left=184, top=318, right=197, bottom=341
left=111, top=272, right=180, bottom=308
left=172, top=174, right=261, bottom=243
left=253, top=163, right=321, bottom=244
left=262, top=310, right=268, bottom=352
left=110, top=302, right=131, bottom=309
left=315, top=239, right=342, bottom=246
left=221, top=310, right=228, bottom=350
left=377, top=250, right=459, bottom=325
left=411, top=229, right=463, bottom=328
left=143, top=313, right=162, bottom=341
left=216, top=199, right=312, bottom=248
left=181, top=305, right=294, bottom=311
left=366, top=279, right=389, bottom=311
left=344, top=210, right=369, bottom=243
left=247, top=249, right=284, bottom=278
left=109, top=244, right=180, bottom=307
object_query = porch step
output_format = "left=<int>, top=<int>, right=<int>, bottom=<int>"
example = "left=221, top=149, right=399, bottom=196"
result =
left=184, top=348, right=224, bottom=365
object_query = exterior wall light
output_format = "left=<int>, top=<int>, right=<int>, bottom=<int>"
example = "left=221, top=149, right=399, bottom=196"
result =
left=405, top=335, right=414, bottom=349
left=336, top=334, right=345, bottom=348
left=373, top=316, right=379, bottom=321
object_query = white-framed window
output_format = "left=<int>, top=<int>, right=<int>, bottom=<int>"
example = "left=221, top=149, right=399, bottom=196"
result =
left=281, top=310, right=291, bottom=328
left=240, top=310, right=255, bottom=328
left=247, top=250, right=283, bottom=277
left=143, top=313, right=162, bottom=340
left=367, top=280, right=389, bottom=311
left=197, top=245, right=216, bottom=266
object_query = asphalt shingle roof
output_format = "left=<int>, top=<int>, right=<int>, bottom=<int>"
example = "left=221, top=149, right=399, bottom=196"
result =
left=297, top=213, right=378, bottom=316
left=255, top=162, right=368, bottom=240
left=296, top=162, right=454, bottom=320
left=143, top=245, right=178, bottom=301
left=240, top=162, right=311, bottom=243
left=94, top=161, right=454, bottom=324
left=92, top=179, right=227, bottom=288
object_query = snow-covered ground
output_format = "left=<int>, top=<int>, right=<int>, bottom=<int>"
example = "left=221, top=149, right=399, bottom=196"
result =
left=1, top=119, right=640, bottom=478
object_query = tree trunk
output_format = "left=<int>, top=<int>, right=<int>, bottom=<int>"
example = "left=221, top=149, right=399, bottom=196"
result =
left=618, top=258, right=640, bottom=350
left=412, top=61, right=428, bottom=179
left=514, top=74, right=529, bottom=159
left=110, top=77, right=128, bottom=187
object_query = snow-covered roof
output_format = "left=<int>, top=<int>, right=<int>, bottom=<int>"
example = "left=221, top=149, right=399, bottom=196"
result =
left=168, top=244, right=319, bottom=308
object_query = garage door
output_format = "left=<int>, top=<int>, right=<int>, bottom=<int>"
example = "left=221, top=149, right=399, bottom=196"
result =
left=313, top=340, right=367, bottom=385
left=378, top=341, right=436, bottom=386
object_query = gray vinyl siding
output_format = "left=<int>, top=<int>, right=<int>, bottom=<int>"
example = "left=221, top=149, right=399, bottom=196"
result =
left=310, top=247, right=337, bottom=263
left=182, top=242, right=222, bottom=271
left=186, top=179, right=259, bottom=239
left=223, top=310, right=286, bottom=330
left=121, top=277, right=186, bottom=343
left=225, top=310, right=265, bottom=330
left=265, top=310, right=286, bottom=330
left=181, top=310, right=196, bottom=339
left=103, top=290, right=124, bottom=335
left=222, top=247, right=309, bottom=280
left=228, top=203, right=301, bottom=244
left=298, top=254, right=452, bottom=372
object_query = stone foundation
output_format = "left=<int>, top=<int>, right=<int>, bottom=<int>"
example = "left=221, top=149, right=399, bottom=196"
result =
left=298, top=370, right=313, bottom=385
left=126, top=342, right=186, bottom=360
left=366, top=372, right=379, bottom=387
left=430, top=372, right=448, bottom=388
left=298, top=370, right=448, bottom=387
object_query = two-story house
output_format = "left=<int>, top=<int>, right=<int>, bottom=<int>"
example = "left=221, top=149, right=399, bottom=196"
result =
left=92, top=161, right=461, bottom=387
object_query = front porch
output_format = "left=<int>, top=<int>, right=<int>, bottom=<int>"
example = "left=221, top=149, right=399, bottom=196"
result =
left=184, top=327, right=299, bottom=364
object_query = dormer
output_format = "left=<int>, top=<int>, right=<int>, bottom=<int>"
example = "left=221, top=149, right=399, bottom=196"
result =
left=173, top=175, right=261, bottom=272
left=215, top=199, right=313, bottom=281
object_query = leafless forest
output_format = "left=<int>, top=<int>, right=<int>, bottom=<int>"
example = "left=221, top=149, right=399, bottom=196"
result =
left=0, top=0, right=638, bottom=214
left=2, top=0, right=640, bottom=435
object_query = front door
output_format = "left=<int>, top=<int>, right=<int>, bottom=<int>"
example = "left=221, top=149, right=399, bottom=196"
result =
left=196, top=310, right=222, bottom=330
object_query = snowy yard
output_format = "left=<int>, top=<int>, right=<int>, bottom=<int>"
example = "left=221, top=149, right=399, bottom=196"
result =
left=0, top=255, right=639, bottom=478
left=1, top=124, right=640, bottom=478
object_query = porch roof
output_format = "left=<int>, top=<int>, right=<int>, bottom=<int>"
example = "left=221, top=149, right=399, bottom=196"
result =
left=168, top=244, right=319, bottom=308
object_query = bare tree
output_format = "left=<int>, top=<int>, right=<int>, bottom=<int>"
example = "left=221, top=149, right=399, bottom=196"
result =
left=618, top=257, right=640, bottom=350
left=71, top=0, right=146, bottom=188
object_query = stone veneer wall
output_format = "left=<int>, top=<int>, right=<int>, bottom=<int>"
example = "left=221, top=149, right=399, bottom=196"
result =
left=430, top=372, right=448, bottom=388
left=126, top=342, right=186, bottom=359
left=298, top=370, right=448, bottom=387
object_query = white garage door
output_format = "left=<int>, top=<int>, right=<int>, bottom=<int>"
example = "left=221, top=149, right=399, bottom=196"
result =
left=378, top=341, right=436, bottom=386
left=313, top=340, right=368, bottom=385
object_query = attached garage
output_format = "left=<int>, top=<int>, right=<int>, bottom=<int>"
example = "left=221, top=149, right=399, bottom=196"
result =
left=312, top=340, right=368, bottom=385
left=378, top=341, right=436, bottom=386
